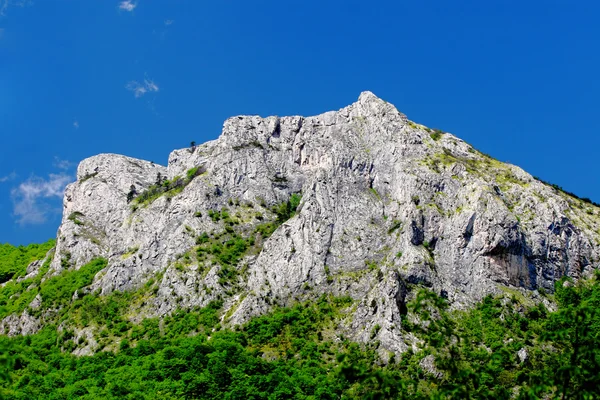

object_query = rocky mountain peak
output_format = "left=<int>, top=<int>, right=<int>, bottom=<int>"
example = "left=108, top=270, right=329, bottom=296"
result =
left=3, top=92, right=599, bottom=356
left=356, top=90, right=403, bottom=115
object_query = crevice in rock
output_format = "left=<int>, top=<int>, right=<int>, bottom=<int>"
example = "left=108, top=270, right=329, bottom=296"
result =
left=464, top=213, right=476, bottom=241
left=394, top=274, right=408, bottom=317
left=410, top=219, right=424, bottom=246
left=272, top=119, right=281, bottom=138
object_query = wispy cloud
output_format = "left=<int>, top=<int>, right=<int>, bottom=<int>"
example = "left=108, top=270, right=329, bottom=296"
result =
left=73, top=120, right=79, bottom=129
left=126, top=78, right=159, bottom=98
left=145, top=96, right=162, bottom=117
left=53, top=157, right=74, bottom=171
left=0, top=172, right=16, bottom=183
left=154, top=19, right=174, bottom=42
left=118, top=0, right=136, bottom=12
left=11, top=173, right=72, bottom=225
left=0, top=0, right=32, bottom=17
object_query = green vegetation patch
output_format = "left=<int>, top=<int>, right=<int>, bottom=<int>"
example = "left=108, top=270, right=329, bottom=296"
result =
left=196, top=194, right=302, bottom=286
left=130, top=166, right=206, bottom=210
left=67, top=211, right=85, bottom=226
left=429, top=129, right=444, bottom=141
left=369, top=187, right=381, bottom=201
left=40, top=258, right=107, bottom=309
left=0, top=253, right=54, bottom=319
left=387, top=220, right=402, bottom=234
left=121, top=246, right=139, bottom=260
left=272, top=192, right=301, bottom=223
left=0, top=239, right=55, bottom=284
left=196, top=229, right=258, bottom=286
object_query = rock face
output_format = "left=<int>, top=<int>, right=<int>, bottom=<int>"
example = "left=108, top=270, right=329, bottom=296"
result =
left=6, top=92, right=600, bottom=352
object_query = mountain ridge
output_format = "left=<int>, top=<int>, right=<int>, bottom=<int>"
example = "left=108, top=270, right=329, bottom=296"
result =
left=2, top=91, right=599, bottom=358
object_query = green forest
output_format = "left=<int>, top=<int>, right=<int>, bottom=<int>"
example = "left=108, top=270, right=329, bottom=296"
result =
left=0, top=241, right=599, bottom=399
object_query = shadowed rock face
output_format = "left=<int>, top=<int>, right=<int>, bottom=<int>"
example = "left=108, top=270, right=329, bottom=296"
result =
left=7, top=92, right=600, bottom=353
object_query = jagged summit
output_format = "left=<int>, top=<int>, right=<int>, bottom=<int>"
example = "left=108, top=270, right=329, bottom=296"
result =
left=354, top=90, right=388, bottom=104
left=3, top=93, right=599, bottom=356
left=356, top=90, right=403, bottom=112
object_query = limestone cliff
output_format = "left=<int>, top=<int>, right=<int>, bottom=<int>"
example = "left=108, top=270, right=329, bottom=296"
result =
left=3, top=92, right=599, bottom=355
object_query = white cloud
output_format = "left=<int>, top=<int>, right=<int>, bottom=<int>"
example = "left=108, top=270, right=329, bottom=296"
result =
left=126, top=78, right=159, bottom=98
left=11, top=173, right=72, bottom=225
left=0, top=0, right=32, bottom=17
left=145, top=80, right=158, bottom=92
left=118, top=0, right=136, bottom=12
left=73, top=120, right=79, bottom=129
left=164, top=19, right=173, bottom=26
left=53, top=157, right=74, bottom=171
left=0, top=172, right=16, bottom=183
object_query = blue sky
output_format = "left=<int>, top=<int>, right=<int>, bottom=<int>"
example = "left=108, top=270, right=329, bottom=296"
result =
left=1, top=0, right=599, bottom=245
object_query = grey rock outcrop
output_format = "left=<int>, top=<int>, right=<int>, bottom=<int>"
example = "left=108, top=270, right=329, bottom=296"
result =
left=5, top=92, right=600, bottom=353
left=0, top=308, right=41, bottom=336
left=518, top=347, right=528, bottom=363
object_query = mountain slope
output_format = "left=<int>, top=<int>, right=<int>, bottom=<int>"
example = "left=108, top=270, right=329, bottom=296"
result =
left=2, top=92, right=599, bottom=357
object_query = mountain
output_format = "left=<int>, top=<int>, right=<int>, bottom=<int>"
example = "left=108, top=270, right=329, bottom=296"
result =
left=2, top=91, right=599, bottom=359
